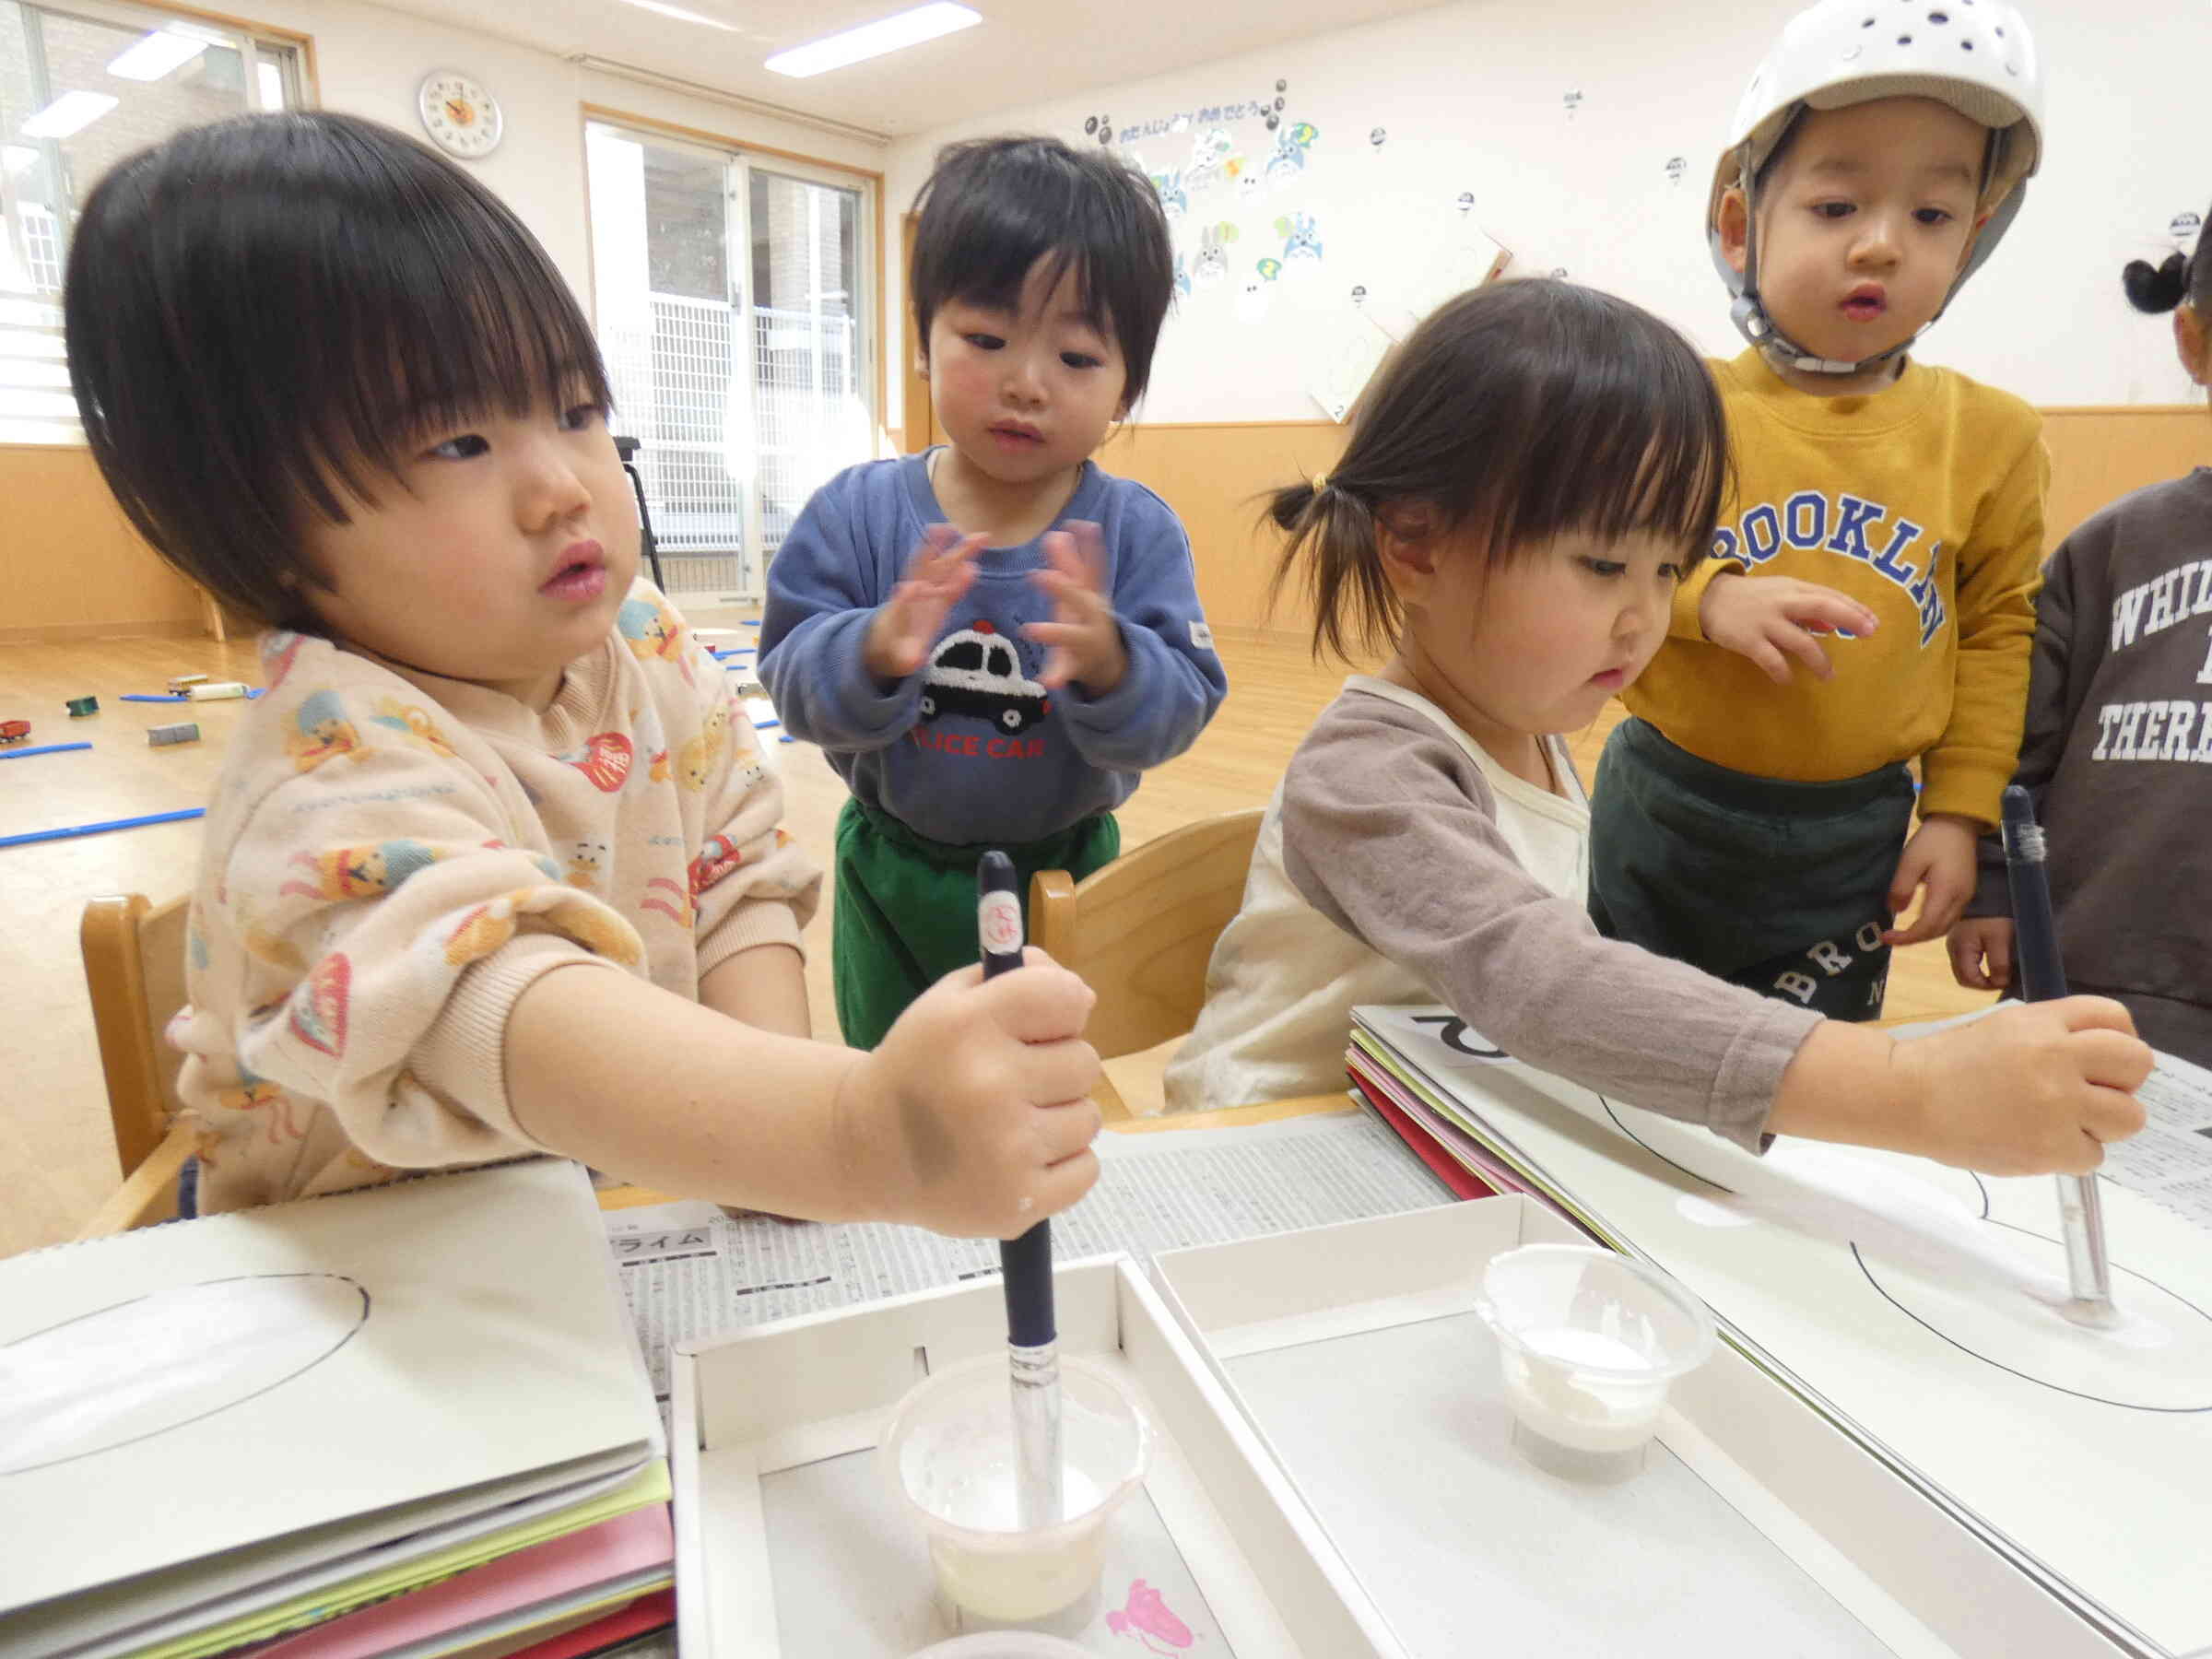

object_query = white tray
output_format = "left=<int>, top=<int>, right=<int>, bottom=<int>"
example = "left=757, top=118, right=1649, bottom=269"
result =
left=669, top=1253, right=1407, bottom=1657
left=1150, top=1196, right=2127, bottom=1659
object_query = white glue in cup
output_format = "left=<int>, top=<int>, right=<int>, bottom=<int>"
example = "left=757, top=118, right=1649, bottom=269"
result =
left=1474, top=1243, right=1716, bottom=1475
left=883, top=1354, right=1151, bottom=1625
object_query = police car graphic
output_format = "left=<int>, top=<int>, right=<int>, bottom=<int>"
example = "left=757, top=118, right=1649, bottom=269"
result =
left=919, top=620, right=1052, bottom=734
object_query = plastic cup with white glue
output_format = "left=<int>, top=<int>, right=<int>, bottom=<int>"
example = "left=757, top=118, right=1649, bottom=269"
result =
left=1474, top=1243, right=1716, bottom=1476
left=883, top=1354, right=1151, bottom=1626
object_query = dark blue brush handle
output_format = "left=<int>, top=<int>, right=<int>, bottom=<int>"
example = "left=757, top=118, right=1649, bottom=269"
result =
left=979, top=851, right=1055, bottom=1348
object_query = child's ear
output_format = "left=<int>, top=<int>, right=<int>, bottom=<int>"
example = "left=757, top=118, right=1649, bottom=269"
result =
left=2176, top=305, right=2211, bottom=386
left=913, top=347, right=930, bottom=382
left=1716, top=185, right=1752, bottom=277
left=1375, top=506, right=1441, bottom=602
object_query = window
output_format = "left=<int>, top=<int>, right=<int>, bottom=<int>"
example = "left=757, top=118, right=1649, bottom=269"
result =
left=586, top=118, right=877, bottom=602
left=0, top=0, right=304, bottom=443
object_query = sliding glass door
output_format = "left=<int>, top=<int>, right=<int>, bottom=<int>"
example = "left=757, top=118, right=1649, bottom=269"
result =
left=587, top=120, right=876, bottom=603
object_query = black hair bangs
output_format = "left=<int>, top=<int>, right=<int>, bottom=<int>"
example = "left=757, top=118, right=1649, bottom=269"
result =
left=1467, top=289, right=1729, bottom=565
left=1394, top=281, right=1728, bottom=568
left=1267, top=280, right=1729, bottom=664
left=909, top=136, right=1173, bottom=404
left=68, top=112, right=608, bottom=627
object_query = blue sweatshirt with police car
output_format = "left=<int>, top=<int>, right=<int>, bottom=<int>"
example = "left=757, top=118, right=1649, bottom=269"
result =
left=758, top=453, right=1228, bottom=847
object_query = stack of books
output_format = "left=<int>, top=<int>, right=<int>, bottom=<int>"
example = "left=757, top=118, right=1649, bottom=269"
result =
left=0, top=1159, right=674, bottom=1659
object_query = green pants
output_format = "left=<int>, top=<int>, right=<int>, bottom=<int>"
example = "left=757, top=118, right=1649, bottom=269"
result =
left=831, top=797, right=1120, bottom=1051
left=1588, top=717, right=1915, bottom=1022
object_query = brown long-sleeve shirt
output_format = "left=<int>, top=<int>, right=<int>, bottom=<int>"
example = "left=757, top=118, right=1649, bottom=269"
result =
left=1168, top=678, right=1820, bottom=1148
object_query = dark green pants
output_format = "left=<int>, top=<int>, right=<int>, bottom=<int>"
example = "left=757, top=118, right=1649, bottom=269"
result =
left=831, top=797, right=1120, bottom=1051
left=1588, top=717, right=1915, bottom=1021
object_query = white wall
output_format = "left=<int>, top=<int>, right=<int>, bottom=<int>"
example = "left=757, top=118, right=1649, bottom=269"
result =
left=885, top=0, right=2212, bottom=428
left=256, top=0, right=885, bottom=315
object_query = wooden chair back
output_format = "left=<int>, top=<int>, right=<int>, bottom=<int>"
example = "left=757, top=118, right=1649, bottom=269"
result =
left=1029, top=808, right=1265, bottom=1062
left=77, top=894, right=196, bottom=1237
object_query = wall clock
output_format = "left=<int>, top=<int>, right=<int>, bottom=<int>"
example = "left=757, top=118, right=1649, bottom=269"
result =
left=418, top=70, right=502, bottom=159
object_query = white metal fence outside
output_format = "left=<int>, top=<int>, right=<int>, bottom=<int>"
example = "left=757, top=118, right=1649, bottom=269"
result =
left=604, top=293, right=864, bottom=600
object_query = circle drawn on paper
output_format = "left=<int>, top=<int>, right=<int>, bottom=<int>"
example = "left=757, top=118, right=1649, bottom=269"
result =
left=1594, top=1089, right=2212, bottom=1412
left=1854, top=1224, right=2212, bottom=1412
left=0, top=1274, right=371, bottom=1475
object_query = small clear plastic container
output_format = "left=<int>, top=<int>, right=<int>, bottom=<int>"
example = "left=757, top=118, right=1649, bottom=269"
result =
left=1474, top=1243, right=1716, bottom=1475
left=882, top=1353, right=1152, bottom=1625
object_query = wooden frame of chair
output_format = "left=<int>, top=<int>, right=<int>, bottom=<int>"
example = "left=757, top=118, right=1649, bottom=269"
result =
left=1029, top=807, right=1265, bottom=1065
left=77, top=894, right=198, bottom=1239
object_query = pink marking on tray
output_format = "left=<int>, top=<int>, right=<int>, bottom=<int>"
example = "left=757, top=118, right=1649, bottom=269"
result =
left=1105, top=1578, right=1194, bottom=1652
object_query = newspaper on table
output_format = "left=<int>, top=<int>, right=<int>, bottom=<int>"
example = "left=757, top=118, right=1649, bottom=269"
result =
left=2111, top=1052, right=2212, bottom=1230
left=605, top=1109, right=1450, bottom=1402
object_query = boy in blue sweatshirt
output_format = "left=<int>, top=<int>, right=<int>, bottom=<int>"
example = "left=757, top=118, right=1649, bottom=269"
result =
left=759, top=135, right=1227, bottom=1049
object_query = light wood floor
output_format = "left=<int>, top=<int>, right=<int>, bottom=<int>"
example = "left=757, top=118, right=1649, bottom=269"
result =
left=0, top=617, right=1991, bottom=1259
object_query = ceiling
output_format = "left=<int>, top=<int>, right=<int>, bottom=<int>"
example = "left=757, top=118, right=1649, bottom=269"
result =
left=359, top=0, right=1442, bottom=141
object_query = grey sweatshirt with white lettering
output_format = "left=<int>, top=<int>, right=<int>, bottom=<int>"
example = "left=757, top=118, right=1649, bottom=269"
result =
left=1965, top=468, right=2212, bottom=1065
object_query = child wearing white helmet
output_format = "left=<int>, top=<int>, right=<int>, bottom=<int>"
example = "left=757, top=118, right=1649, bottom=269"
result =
left=1588, top=0, right=2052, bottom=1022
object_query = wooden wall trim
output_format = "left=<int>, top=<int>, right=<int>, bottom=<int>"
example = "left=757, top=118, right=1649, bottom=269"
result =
left=7, top=406, right=2206, bottom=643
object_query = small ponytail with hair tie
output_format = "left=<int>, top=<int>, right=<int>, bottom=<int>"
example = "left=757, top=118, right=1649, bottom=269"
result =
left=2125, top=203, right=2212, bottom=317
left=2123, top=252, right=2190, bottom=315
left=1265, top=466, right=1394, bottom=662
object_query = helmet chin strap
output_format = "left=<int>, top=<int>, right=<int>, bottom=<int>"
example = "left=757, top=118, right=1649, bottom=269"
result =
left=1726, top=133, right=1934, bottom=378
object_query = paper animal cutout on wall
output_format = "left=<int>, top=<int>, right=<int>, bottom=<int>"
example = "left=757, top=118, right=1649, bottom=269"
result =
left=1371, top=126, right=1387, bottom=149
left=1667, top=156, right=1688, bottom=185
left=1193, top=224, right=1233, bottom=288
left=1277, top=212, right=1324, bottom=266
left=1150, top=167, right=1188, bottom=222
left=1563, top=88, right=1583, bottom=118
left=2174, top=211, right=2204, bottom=243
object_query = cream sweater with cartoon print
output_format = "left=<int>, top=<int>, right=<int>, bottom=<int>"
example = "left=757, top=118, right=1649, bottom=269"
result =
left=171, top=582, right=820, bottom=1214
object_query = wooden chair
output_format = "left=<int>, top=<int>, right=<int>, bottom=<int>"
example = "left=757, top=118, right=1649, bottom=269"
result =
left=77, top=894, right=200, bottom=1238
left=1029, top=807, right=1265, bottom=1118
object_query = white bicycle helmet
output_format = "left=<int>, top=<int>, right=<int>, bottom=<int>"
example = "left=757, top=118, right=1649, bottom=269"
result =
left=1709, top=0, right=2044, bottom=373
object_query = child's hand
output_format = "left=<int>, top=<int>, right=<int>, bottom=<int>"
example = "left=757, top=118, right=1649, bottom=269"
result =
left=865, top=524, right=986, bottom=681
left=1890, top=997, right=2148, bottom=1175
left=1024, top=521, right=1127, bottom=693
left=839, top=947, right=1103, bottom=1239
left=1700, top=572, right=1880, bottom=684
left=1947, top=916, right=2016, bottom=992
left=1883, top=814, right=1980, bottom=947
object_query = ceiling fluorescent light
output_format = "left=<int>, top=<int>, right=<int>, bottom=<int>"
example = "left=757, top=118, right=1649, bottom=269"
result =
left=20, top=91, right=119, bottom=139
left=615, top=0, right=741, bottom=29
left=106, top=28, right=211, bottom=81
left=765, top=2, right=980, bottom=78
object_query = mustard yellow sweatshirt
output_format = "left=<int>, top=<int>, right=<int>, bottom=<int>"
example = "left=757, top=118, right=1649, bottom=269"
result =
left=1623, top=348, right=2045, bottom=829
